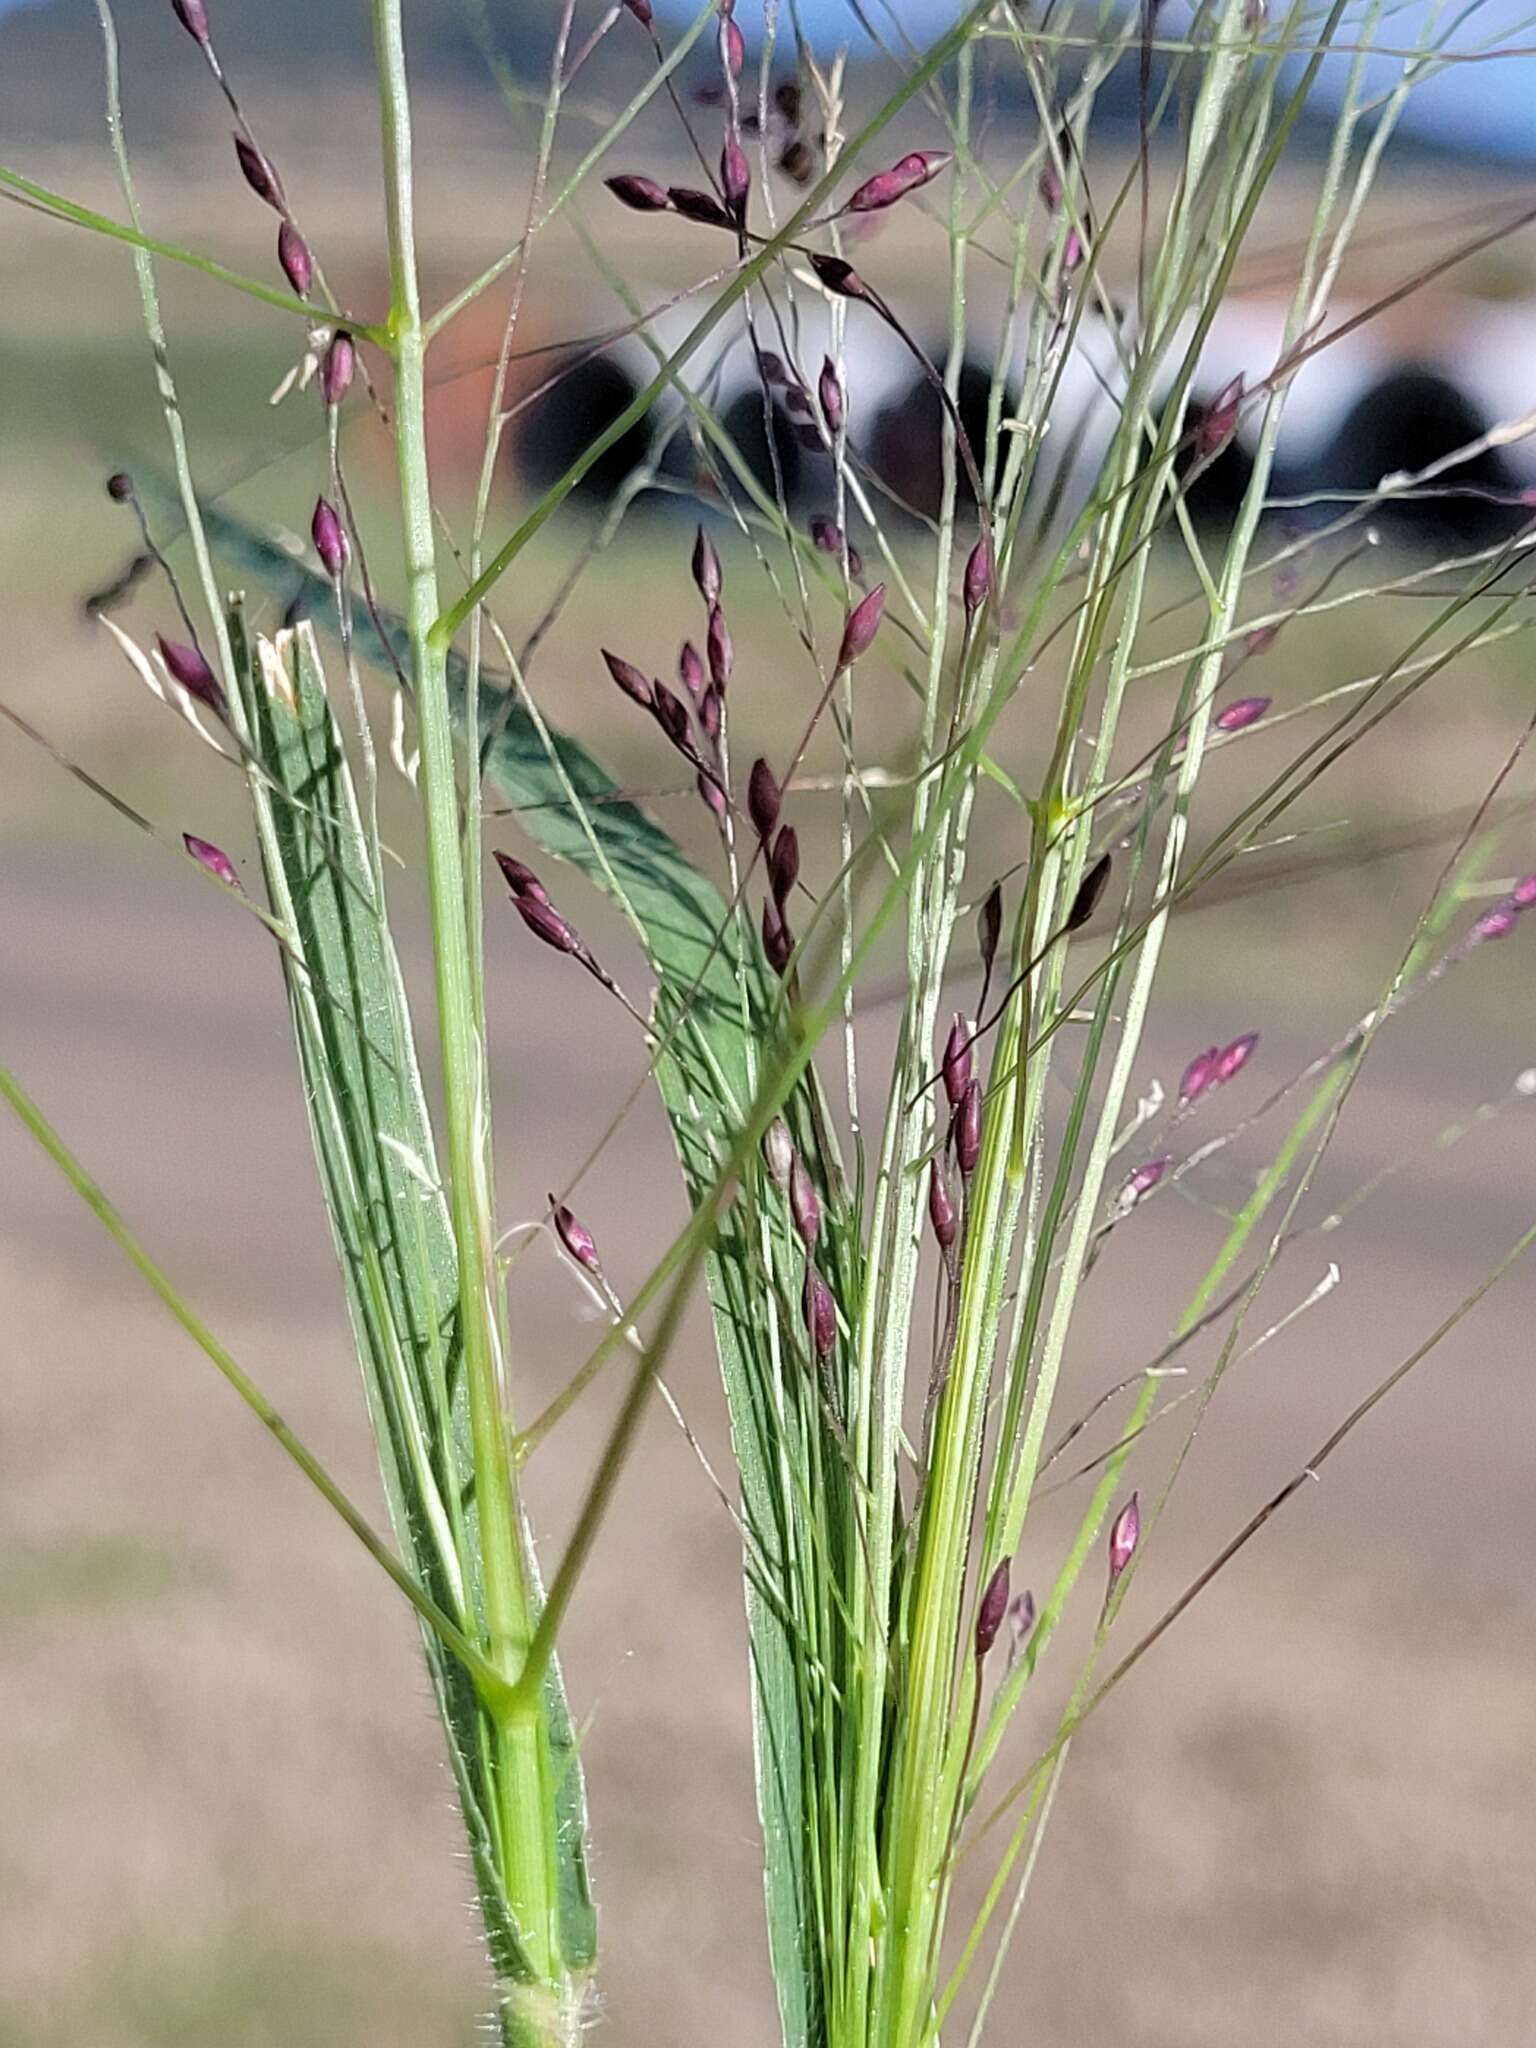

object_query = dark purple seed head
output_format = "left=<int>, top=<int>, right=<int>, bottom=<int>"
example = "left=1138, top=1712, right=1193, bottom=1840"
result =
left=278, top=221, right=313, bottom=297
left=978, top=882, right=1002, bottom=979
left=1197, top=375, right=1244, bottom=458
left=818, top=356, right=845, bottom=434
left=836, top=583, right=886, bottom=670
left=697, top=767, right=728, bottom=823
left=1179, top=1045, right=1221, bottom=1104
left=974, top=1558, right=1011, bottom=1660
left=172, top=0, right=210, bottom=42
left=707, top=604, right=733, bottom=691
left=1475, top=904, right=1518, bottom=942
left=183, top=833, right=240, bottom=889
left=157, top=635, right=224, bottom=714
left=757, top=350, right=787, bottom=385
left=1215, top=1031, right=1260, bottom=1084
left=1512, top=873, right=1536, bottom=909
left=762, top=896, right=793, bottom=976
left=693, top=524, right=723, bottom=606
left=928, top=1161, right=958, bottom=1252
left=606, top=172, right=671, bottom=213
left=515, top=892, right=581, bottom=956
left=699, top=685, right=722, bottom=744
left=311, top=496, right=348, bottom=578
left=621, top=0, right=653, bottom=24
left=956, top=1080, right=982, bottom=1180
left=551, top=1198, right=601, bottom=1272
left=804, top=1264, right=837, bottom=1360
left=1108, top=1492, right=1140, bottom=1582
left=493, top=850, right=550, bottom=904
left=321, top=330, right=356, bottom=407
left=845, top=149, right=951, bottom=214
left=669, top=185, right=735, bottom=229
left=962, top=537, right=991, bottom=621
left=652, top=682, right=691, bottom=750
left=1244, top=624, right=1280, bottom=659
left=1066, top=852, right=1111, bottom=932
left=679, top=640, right=705, bottom=698
left=106, top=470, right=136, bottom=503
left=1125, top=1155, right=1171, bottom=1202
left=789, top=1155, right=821, bottom=1247
left=722, top=13, right=745, bottom=77
left=770, top=825, right=800, bottom=906
left=810, top=252, right=871, bottom=301
left=233, top=135, right=284, bottom=209
left=1215, top=694, right=1271, bottom=732
left=747, top=757, right=781, bottom=840
left=942, top=1013, right=973, bottom=1108
left=721, top=137, right=751, bottom=219
left=762, top=1117, right=795, bottom=1189
left=602, top=648, right=654, bottom=710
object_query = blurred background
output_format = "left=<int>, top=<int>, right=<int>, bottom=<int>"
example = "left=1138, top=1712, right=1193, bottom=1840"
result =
left=3, top=3, right=1535, bottom=2043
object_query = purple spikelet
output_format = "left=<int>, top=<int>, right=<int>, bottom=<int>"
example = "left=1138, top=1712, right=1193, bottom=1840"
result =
left=679, top=641, right=705, bottom=698
left=693, top=525, right=723, bottom=606
left=818, top=357, right=845, bottom=434
left=978, top=884, right=1002, bottom=982
left=321, top=331, right=355, bottom=407
left=1066, top=852, right=1111, bottom=932
left=770, top=826, right=801, bottom=908
left=606, top=172, right=671, bottom=213
left=962, top=537, right=991, bottom=621
left=603, top=649, right=654, bottom=710
left=809, top=253, right=872, bottom=302
left=804, top=1265, right=837, bottom=1360
left=789, top=1155, right=821, bottom=1247
left=1197, top=375, right=1244, bottom=458
left=551, top=1199, right=601, bottom=1273
left=1179, top=1046, right=1221, bottom=1105
left=277, top=221, right=313, bottom=297
left=669, top=186, right=735, bottom=230
left=172, top=0, right=210, bottom=42
left=762, top=897, right=793, bottom=976
left=942, top=1014, right=973, bottom=1108
left=844, top=150, right=952, bottom=214
left=955, top=1080, right=982, bottom=1180
left=234, top=136, right=284, bottom=209
left=698, top=769, right=728, bottom=824
left=183, top=833, right=241, bottom=889
left=747, top=758, right=780, bottom=840
left=493, top=851, right=550, bottom=905
left=811, top=517, right=863, bottom=577
left=707, top=604, right=733, bottom=691
left=699, top=685, right=722, bottom=745
left=1123, top=1155, right=1170, bottom=1203
left=651, top=682, right=691, bottom=751
left=1108, top=1493, right=1140, bottom=1585
left=1512, top=873, right=1536, bottom=909
left=1215, top=694, right=1270, bottom=732
left=514, top=893, right=582, bottom=957
left=156, top=635, right=224, bottom=715
left=836, top=584, right=886, bottom=670
left=721, top=137, right=751, bottom=221
left=974, top=1558, right=1011, bottom=1660
left=1475, top=904, right=1518, bottom=942
left=312, top=496, right=347, bottom=578
left=621, top=0, right=653, bottom=24
left=928, top=1162, right=959, bottom=1253
left=1215, top=1032, right=1259, bottom=1083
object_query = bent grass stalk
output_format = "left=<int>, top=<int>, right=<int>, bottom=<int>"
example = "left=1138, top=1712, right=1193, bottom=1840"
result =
left=7, top=2, right=1536, bottom=2046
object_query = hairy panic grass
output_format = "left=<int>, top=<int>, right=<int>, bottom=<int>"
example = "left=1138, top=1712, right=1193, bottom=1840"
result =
left=4, top=2, right=1536, bottom=2046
